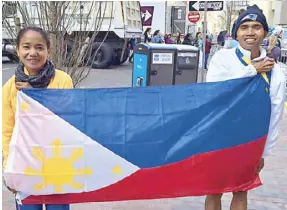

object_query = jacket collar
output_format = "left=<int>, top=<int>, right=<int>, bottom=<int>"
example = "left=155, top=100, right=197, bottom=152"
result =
left=24, top=67, right=30, bottom=75
left=237, top=44, right=267, bottom=62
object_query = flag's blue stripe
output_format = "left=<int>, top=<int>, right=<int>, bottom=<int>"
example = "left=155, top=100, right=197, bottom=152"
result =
left=23, top=75, right=271, bottom=168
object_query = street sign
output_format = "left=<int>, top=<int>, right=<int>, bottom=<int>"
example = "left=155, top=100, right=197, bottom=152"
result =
left=189, top=1, right=223, bottom=12
left=187, top=11, right=200, bottom=23
left=140, top=6, right=154, bottom=26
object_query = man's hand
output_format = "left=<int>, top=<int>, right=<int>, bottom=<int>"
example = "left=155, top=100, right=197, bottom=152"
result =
left=256, top=158, right=265, bottom=174
left=3, top=179, right=16, bottom=194
left=252, top=57, right=275, bottom=73
left=16, top=82, right=32, bottom=91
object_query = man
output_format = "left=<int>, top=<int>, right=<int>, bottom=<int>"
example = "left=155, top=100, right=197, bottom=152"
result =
left=205, top=35, right=213, bottom=69
left=205, top=5, right=286, bottom=210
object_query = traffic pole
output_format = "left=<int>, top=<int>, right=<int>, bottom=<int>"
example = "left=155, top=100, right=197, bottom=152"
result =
left=201, top=1, right=208, bottom=82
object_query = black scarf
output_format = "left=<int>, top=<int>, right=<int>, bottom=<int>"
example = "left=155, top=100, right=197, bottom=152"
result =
left=15, top=60, right=56, bottom=88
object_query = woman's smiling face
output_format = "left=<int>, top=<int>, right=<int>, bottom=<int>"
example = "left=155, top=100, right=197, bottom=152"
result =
left=17, top=30, right=50, bottom=74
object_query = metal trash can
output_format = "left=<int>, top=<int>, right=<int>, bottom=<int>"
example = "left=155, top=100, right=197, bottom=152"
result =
left=173, top=45, right=199, bottom=85
left=132, top=43, right=177, bottom=87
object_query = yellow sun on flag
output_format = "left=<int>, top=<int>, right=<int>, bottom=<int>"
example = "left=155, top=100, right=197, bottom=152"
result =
left=21, top=101, right=29, bottom=112
left=24, top=139, right=92, bottom=193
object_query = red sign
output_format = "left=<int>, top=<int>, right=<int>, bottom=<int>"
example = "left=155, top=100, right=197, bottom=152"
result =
left=188, top=11, right=200, bottom=23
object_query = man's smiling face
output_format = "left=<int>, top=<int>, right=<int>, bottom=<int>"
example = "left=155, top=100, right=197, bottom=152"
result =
left=236, top=21, right=267, bottom=51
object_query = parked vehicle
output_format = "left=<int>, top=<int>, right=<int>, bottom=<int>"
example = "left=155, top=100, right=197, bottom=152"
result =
left=2, top=1, right=143, bottom=69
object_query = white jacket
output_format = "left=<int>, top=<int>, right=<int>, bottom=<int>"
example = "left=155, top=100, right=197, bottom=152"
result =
left=207, top=45, right=286, bottom=158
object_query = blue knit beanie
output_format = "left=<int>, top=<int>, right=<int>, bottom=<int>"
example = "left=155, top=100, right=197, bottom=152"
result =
left=232, top=5, right=269, bottom=40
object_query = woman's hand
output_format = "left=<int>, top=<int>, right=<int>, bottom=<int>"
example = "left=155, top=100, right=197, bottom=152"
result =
left=3, top=179, right=16, bottom=194
left=256, top=158, right=265, bottom=174
left=16, top=82, right=32, bottom=91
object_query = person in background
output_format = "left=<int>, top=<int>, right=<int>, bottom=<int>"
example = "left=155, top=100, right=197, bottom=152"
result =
left=176, top=32, right=182, bottom=44
left=128, top=38, right=137, bottom=63
left=195, top=32, right=203, bottom=51
left=205, top=35, right=213, bottom=69
left=151, top=30, right=164, bottom=43
left=2, top=27, right=73, bottom=210
left=164, top=34, right=174, bottom=44
left=205, top=5, right=286, bottom=210
left=266, top=31, right=281, bottom=62
left=182, top=33, right=194, bottom=45
left=180, top=34, right=185, bottom=43
left=273, top=26, right=283, bottom=49
left=143, top=27, right=152, bottom=43
left=209, top=33, right=214, bottom=42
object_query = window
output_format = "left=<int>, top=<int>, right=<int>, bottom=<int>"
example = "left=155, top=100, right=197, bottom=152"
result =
left=2, top=2, right=17, bottom=18
left=233, top=1, right=248, bottom=7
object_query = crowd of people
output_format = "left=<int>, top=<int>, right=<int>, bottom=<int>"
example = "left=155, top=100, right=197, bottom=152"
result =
left=128, top=13, right=284, bottom=70
left=128, top=27, right=215, bottom=69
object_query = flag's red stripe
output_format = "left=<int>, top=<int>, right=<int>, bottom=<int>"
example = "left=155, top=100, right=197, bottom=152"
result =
left=23, top=136, right=266, bottom=204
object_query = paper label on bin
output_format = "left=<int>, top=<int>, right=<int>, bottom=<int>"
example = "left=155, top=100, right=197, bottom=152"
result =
left=152, top=53, right=173, bottom=64
left=178, top=53, right=197, bottom=57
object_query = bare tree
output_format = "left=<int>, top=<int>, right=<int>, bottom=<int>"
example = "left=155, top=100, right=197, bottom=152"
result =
left=2, top=1, right=114, bottom=87
left=218, top=1, right=239, bottom=34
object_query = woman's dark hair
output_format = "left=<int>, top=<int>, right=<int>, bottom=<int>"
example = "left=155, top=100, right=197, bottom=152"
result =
left=16, top=26, right=50, bottom=49
left=153, top=30, right=160, bottom=36
left=185, top=33, right=191, bottom=39
left=144, top=27, right=151, bottom=35
left=196, top=32, right=201, bottom=38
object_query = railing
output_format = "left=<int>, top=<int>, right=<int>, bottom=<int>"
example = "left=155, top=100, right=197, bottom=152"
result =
left=279, top=49, right=287, bottom=97
left=280, top=48, right=287, bottom=64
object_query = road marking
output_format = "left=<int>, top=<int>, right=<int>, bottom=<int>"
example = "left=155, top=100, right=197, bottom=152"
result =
left=2, top=67, right=16, bottom=71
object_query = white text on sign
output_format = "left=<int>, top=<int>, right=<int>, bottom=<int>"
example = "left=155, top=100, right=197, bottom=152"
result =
left=199, top=2, right=223, bottom=10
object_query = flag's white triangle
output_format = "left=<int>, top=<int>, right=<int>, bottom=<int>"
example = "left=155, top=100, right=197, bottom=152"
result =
left=4, top=91, right=140, bottom=195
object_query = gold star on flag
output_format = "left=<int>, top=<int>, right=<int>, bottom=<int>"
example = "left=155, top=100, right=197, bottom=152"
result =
left=21, top=101, right=29, bottom=112
left=112, top=166, right=122, bottom=175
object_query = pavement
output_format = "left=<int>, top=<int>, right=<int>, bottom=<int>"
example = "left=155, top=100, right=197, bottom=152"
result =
left=2, top=60, right=287, bottom=209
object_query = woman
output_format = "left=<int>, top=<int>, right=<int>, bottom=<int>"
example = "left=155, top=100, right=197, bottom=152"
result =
left=182, top=33, right=193, bottom=45
left=195, top=32, right=203, bottom=51
left=2, top=27, right=73, bottom=210
left=175, top=32, right=182, bottom=44
left=151, top=30, right=164, bottom=43
left=143, top=27, right=151, bottom=43
left=164, top=34, right=174, bottom=44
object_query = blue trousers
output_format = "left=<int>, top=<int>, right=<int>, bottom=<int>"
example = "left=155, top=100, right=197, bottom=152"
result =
left=205, top=53, right=210, bottom=69
left=16, top=203, right=69, bottom=210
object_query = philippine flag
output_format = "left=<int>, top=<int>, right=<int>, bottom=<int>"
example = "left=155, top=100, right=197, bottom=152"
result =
left=4, top=74, right=271, bottom=204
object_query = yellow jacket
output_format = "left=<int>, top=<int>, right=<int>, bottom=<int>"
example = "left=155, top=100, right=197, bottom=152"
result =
left=2, top=69, right=73, bottom=169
